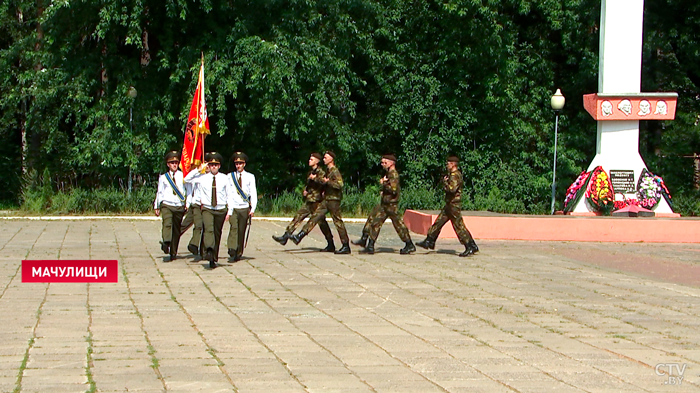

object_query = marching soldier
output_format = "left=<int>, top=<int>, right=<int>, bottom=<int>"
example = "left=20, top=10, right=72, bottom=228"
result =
left=290, top=151, right=351, bottom=254
left=227, top=152, right=258, bottom=262
left=354, top=154, right=415, bottom=254
left=179, top=152, right=211, bottom=257
left=416, top=156, right=479, bottom=257
left=184, top=152, right=234, bottom=268
left=272, top=152, right=335, bottom=251
left=154, top=151, right=187, bottom=261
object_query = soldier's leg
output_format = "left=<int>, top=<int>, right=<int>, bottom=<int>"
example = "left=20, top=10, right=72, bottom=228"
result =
left=291, top=202, right=328, bottom=245
left=170, top=206, right=185, bottom=257
left=427, top=208, right=449, bottom=240
left=180, top=207, right=194, bottom=234
left=227, top=209, right=242, bottom=254
left=201, top=208, right=216, bottom=253
left=161, top=205, right=174, bottom=245
left=354, top=204, right=381, bottom=246
left=286, top=204, right=312, bottom=234
left=386, top=204, right=411, bottom=242
left=212, top=210, right=226, bottom=262
left=446, top=203, right=473, bottom=244
left=236, top=208, right=250, bottom=256
left=327, top=201, right=349, bottom=244
left=190, top=205, right=203, bottom=252
left=368, top=206, right=388, bottom=242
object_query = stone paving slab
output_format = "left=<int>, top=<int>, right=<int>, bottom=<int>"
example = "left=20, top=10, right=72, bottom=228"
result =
left=0, top=218, right=699, bottom=392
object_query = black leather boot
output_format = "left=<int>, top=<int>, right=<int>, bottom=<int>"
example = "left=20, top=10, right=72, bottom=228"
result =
left=334, top=243, right=351, bottom=254
left=365, top=239, right=375, bottom=254
left=321, top=238, right=336, bottom=252
left=205, top=248, right=217, bottom=268
left=467, top=239, right=479, bottom=254
left=160, top=241, right=170, bottom=254
left=416, top=237, right=436, bottom=250
left=400, top=240, right=416, bottom=255
left=459, top=245, right=474, bottom=257
left=187, top=244, right=199, bottom=256
left=351, top=233, right=368, bottom=247
left=290, top=231, right=307, bottom=245
left=272, top=232, right=290, bottom=245
left=228, top=248, right=238, bottom=257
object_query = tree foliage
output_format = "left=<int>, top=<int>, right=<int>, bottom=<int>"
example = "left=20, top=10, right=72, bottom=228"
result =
left=2, top=0, right=699, bottom=213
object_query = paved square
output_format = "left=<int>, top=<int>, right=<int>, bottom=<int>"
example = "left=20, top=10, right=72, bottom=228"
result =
left=1, top=218, right=699, bottom=392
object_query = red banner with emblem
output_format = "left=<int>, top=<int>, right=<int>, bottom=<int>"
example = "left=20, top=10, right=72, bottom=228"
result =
left=181, top=59, right=211, bottom=176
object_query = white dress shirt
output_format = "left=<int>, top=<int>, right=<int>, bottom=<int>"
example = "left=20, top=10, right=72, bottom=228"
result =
left=229, top=170, right=257, bottom=213
left=154, top=170, right=186, bottom=208
left=184, top=170, right=234, bottom=214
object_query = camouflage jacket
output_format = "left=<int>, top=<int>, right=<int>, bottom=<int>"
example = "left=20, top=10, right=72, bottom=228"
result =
left=380, top=168, right=401, bottom=204
left=442, top=169, right=463, bottom=203
left=304, top=166, right=326, bottom=203
left=324, top=166, right=344, bottom=201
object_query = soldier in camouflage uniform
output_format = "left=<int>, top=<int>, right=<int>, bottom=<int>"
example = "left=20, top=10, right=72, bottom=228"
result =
left=272, top=152, right=335, bottom=252
left=290, top=151, right=351, bottom=254
left=353, top=154, right=415, bottom=255
left=416, top=156, right=479, bottom=257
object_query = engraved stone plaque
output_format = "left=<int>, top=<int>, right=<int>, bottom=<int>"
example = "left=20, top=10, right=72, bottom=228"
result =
left=609, top=170, right=636, bottom=193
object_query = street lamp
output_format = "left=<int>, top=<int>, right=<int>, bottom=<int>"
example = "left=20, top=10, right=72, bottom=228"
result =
left=127, top=86, right=137, bottom=193
left=550, top=88, right=565, bottom=214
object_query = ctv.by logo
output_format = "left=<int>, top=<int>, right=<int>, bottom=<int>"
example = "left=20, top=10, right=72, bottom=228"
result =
left=655, top=363, right=687, bottom=385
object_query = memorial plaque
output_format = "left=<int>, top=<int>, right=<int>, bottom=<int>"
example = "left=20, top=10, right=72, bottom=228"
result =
left=610, top=170, right=636, bottom=193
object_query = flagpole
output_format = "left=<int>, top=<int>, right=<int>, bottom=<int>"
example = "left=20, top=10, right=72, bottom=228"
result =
left=200, top=54, right=205, bottom=158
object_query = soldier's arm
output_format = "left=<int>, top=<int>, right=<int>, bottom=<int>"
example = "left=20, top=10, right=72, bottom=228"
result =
left=326, top=170, right=344, bottom=189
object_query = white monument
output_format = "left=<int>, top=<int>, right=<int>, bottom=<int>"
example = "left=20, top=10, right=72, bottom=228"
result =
left=570, top=0, right=678, bottom=216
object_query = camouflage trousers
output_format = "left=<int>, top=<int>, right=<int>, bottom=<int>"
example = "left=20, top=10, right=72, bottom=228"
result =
left=287, top=201, right=333, bottom=239
left=366, top=203, right=411, bottom=242
left=302, top=200, right=349, bottom=244
left=427, top=201, right=473, bottom=245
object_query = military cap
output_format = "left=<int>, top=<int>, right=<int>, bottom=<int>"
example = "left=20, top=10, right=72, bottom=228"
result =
left=310, top=152, right=322, bottom=160
left=203, top=152, right=214, bottom=162
left=324, top=150, right=336, bottom=160
left=232, top=151, right=248, bottom=163
left=165, top=151, right=180, bottom=163
left=447, top=155, right=459, bottom=163
left=382, top=154, right=397, bottom=162
left=208, top=152, right=223, bottom=164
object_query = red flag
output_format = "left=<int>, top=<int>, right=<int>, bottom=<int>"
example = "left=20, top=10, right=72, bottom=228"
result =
left=181, top=58, right=211, bottom=176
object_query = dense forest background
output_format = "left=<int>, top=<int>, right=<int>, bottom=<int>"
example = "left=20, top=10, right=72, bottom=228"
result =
left=2, top=0, right=700, bottom=214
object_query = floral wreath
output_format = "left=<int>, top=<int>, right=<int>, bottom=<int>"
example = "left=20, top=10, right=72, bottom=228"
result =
left=585, top=166, right=615, bottom=215
left=563, top=170, right=591, bottom=213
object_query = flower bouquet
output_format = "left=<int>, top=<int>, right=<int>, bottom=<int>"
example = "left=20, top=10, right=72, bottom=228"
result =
left=636, top=169, right=662, bottom=210
left=563, top=170, right=591, bottom=213
left=585, top=166, right=615, bottom=215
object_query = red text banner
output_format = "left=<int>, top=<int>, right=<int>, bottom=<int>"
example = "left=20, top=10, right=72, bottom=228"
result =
left=22, top=260, right=119, bottom=283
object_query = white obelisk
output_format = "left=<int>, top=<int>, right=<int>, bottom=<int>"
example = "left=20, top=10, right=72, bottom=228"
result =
left=572, top=0, right=675, bottom=215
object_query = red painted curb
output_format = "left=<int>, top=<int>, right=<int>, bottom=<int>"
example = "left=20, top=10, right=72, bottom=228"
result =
left=404, top=209, right=700, bottom=243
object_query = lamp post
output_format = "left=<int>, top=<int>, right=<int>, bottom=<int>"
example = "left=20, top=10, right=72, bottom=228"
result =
left=127, top=86, right=137, bottom=194
left=550, top=88, right=565, bottom=214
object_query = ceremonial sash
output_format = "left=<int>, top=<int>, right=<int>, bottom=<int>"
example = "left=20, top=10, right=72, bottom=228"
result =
left=231, top=173, right=251, bottom=206
left=165, top=172, right=186, bottom=204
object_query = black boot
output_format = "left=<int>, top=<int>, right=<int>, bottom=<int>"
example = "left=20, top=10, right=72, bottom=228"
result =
left=228, top=248, right=238, bottom=257
left=272, top=232, right=290, bottom=245
left=364, top=239, right=375, bottom=254
left=160, top=241, right=170, bottom=254
left=321, top=238, right=336, bottom=252
left=400, top=240, right=416, bottom=255
left=334, top=243, right=351, bottom=254
left=459, top=244, right=474, bottom=257
left=290, top=231, right=307, bottom=245
left=205, top=248, right=217, bottom=268
left=416, top=237, right=436, bottom=250
left=187, top=244, right=199, bottom=256
left=351, top=233, right=368, bottom=247
left=467, top=239, right=479, bottom=254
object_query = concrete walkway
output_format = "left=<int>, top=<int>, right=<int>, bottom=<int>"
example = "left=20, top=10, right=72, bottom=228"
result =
left=1, top=219, right=699, bottom=392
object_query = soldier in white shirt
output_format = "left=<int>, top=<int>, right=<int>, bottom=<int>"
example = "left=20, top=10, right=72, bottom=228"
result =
left=184, top=152, right=234, bottom=269
left=154, top=151, right=187, bottom=261
left=180, top=152, right=211, bottom=257
left=227, top=152, right=257, bottom=261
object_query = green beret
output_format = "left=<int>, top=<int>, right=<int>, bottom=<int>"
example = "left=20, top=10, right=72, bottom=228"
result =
left=382, top=154, right=397, bottom=162
left=447, top=155, right=459, bottom=163
left=310, top=152, right=322, bottom=160
left=324, top=150, right=336, bottom=160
